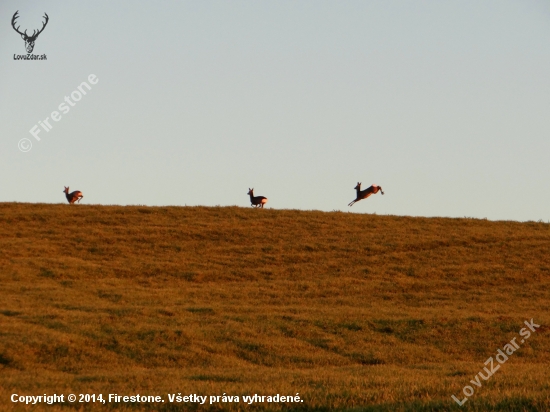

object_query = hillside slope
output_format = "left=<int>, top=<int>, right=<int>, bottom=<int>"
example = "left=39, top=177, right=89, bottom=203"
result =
left=1, top=203, right=549, bottom=411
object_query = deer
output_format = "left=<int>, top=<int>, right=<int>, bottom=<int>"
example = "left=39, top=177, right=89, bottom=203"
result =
left=63, top=187, right=84, bottom=204
left=247, top=188, right=268, bottom=208
left=11, top=11, right=49, bottom=54
left=348, top=182, right=384, bottom=207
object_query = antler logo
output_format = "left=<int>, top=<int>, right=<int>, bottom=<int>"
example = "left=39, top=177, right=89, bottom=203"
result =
left=11, top=11, right=49, bottom=54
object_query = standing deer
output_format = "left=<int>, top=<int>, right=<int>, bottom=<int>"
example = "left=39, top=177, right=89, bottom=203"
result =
left=63, top=187, right=84, bottom=204
left=247, top=188, right=268, bottom=208
left=348, top=182, right=384, bottom=207
left=11, top=11, right=49, bottom=54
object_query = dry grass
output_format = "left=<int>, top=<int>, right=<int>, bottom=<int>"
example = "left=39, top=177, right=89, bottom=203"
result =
left=0, top=203, right=549, bottom=411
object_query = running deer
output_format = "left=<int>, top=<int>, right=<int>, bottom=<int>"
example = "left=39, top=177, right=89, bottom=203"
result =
left=348, top=182, right=384, bottom=207
left=247, top=188, right=268, bottom=208
left=63, top=187, right=84, bottom=204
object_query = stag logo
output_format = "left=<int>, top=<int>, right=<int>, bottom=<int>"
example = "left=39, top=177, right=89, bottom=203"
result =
left=11, top=11, right=49, bottom=54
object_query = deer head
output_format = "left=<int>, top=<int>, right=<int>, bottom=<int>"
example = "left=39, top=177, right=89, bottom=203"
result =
left=354, top=182, right=361, bottom=190
left=12, top=11, right=49, bottom=53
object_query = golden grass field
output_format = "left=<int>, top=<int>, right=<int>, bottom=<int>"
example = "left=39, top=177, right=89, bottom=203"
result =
left=1, top=203, right=549, bottom=411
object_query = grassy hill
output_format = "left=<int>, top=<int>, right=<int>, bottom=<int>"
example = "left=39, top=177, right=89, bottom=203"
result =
left=1, top=203, right=549, bottom=411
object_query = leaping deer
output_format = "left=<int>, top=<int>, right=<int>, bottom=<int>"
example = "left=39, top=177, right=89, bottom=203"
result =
left=247, top=188, right=268, bottom=208
left=63, top=187, right=83, bottom=204
left=11, top=11, right=49, bottom=54
left=348, top=182, right=384, bottom=207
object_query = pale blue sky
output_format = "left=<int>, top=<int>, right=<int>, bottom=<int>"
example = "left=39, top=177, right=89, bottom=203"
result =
left=1, top=1, right=549, bottom=220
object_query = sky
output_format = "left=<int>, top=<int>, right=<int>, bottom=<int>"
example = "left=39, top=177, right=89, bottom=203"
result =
left=1, top=1, right=549, bottom=221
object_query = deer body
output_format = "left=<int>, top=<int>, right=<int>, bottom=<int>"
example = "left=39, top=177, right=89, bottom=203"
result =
left=247, top=188, right=268, bottom=208
left=64, top=187, right=83, bottom=204
left=348, top=182, right=384, bottom=207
